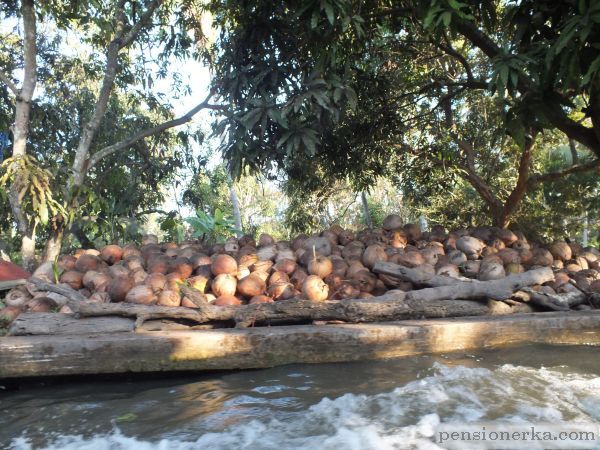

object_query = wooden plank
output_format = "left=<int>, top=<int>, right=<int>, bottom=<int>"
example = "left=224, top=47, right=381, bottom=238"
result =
left=0, top=279, right=27, bottom=291
left=1, top=311, right=600, bottom=379
left=7, top=313, right=135, bottom=336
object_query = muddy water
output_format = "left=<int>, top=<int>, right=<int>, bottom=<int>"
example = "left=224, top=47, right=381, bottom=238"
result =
left=2, top=344, right=600, bottom=449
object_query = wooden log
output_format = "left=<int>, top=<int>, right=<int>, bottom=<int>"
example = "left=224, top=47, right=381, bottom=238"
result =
left=29, top=277, right=87, bottom=302
left=72, top=296, right=490, bottom=328
left=382, top=267, right=554, bottom=302
left=1, top=311, right=600, bottom=379
left=520, top=288, right=587, bottom=311
left=8, top=312, right=135, bottom=336
left=0, top=279, right=27, bottom=291
left=373, top=261, right=474, bottom=287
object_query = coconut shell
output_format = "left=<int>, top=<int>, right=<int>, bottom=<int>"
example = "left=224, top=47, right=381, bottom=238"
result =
left=274, top=258, right=296, bottom=274
left=269, top=271, right=290, bottom=285
left=5, top=287, right=32, bottom=308
left=57, top=255, right=77, bottom=271
left=125, top=285, right=156, bottom=305
left=108, top=276, right=134, bottom=302
left=0, top=306, right=22, bottom=324
left=100, top=245, right=123, bottom=265
left=169, top=257, right=193, bottom=278
left=75, top=254, right=102, bottom=273
left=249, top=294, right=274, bottom=304
left=213, top=295, right=242, bottom=306
left=145, top=273, right=167, bottom=293
left=302, top=275, right=329, bottom=302
left=59, top=270, right=84, bottom=290
left=237, top=274, right=266, bottom=297
left=308, top=256, right=333, bottom=279
left=157, top=290, right=181, bottom=307
left=290, top=268, right=308, bottom=291
left=89, top=292, right=110, bottom=303
left=267, top=282, right=295, bottom=300
left=212, top=273, right=237, bottom=297
left=27, top=297, right=58, bottom=313
left=362, top=244, right=388, bottom=269
left=212, top=254, right=238, bottom=276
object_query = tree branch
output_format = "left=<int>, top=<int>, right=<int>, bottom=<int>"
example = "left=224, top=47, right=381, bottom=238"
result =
left=120, top=0, right=163, bottom=48
left=499, top=131, right=537, bottom=226
left=529, top=158, right=600, bottom=185
left=453, top=18, right=600, bottom=157
left=0, top=71, right=18, bottom=95
left=87, top=93, right=222, bottom=168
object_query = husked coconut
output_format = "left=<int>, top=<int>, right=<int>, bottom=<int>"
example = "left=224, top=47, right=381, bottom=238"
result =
left=362, top=244, right=388, bottom=269
left=308, top=255, right=333, bottom=279
left=249, top=295, right=274, bottom=304
left=108, top=276, right=134, bottom=302
left=212, top=254, right=238, bottom=276
left=100, top=245, right=123, bottom=264
left=237, top=274, right=266, bottom=297
left=213, top=295, right=242, bottom=306
left=125, top=285, right=156, bottom=305
left=267, top=282, right=295, bottom=300
left=302, top=275, right=329, bottom=302
left=212, top=273, right=237, bottom=297
left=157, top=290, right=181, bottom=307
left=456, top=236, right=485, bottom=259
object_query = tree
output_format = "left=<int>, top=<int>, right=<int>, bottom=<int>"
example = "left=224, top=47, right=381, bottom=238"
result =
left=205, top=0, right=600, bottom=228
left=0, top=0, right=221, bottom=268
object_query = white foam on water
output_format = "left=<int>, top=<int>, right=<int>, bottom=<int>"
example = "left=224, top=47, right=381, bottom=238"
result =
left=8, top=363, right=600, bottom=450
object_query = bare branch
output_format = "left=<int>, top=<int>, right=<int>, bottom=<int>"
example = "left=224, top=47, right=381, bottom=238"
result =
left=87, top=93, right=223, bottom=168
left=0, top=71, right=18, bottom=95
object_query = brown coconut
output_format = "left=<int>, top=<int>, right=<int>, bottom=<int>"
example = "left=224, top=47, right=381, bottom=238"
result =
left=269, top=271, right=290, bottom=285
left=100, top=245, right=123, bottom=265
left=267, top=282, right=295, bottom=300
left=75, top=254, right=102, bottom=273
left=145, top=273, right=167, bottom=294
left=59, top=270, right=84, bottom=290
left=308, top=255, right=333, bottom=279
left=214, top=295, right=242, bottom=306
left=157, top=290, right=181, bottom=307
left=212, top=254, right=238, bottom=276
left=27, top=297, right=57, bottom=312
left=108, top=276, right=134, bottom=302
left=249, top=294, right=274, bottom=304
left=212, top=273, right=237, bottom=297
left=237, top=274, right=266, bottom=297
left=290, top=268, right=308, bottom=291
left=302, top=275, right=329, bottom=302
left=352, top=269, right=378, bottom=293
left=0, top=306, right=22, bottom=324
left=125, top=285, right=156, bottom=305
left=362, top=244, right=388, bottom=269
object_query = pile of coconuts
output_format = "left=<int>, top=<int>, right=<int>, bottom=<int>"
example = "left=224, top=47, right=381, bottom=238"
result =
left=2, top=213, right=600, bottom=324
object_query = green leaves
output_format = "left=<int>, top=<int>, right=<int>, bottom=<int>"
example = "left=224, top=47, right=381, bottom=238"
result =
left=185, top=208, right=241, bottom=243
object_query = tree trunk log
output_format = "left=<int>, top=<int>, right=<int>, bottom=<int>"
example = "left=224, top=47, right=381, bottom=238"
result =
left=373, top=261, right=475, bottom=287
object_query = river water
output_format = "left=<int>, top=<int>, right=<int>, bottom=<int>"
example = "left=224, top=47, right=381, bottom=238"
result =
left=2, top=344, right=600, bottom=449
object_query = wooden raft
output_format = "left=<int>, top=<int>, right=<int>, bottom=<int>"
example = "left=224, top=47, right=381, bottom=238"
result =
left=1, top=310, right=600, bottom=379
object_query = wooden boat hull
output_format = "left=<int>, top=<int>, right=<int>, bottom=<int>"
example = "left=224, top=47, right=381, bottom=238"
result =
left=1, top=311, right=600, bottom=379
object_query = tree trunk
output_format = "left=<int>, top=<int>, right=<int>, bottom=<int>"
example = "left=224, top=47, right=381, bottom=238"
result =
left=361, top=192, right=373, bottom=228
left=229, top=184, right=243, bottom=236
left=42, top=226, right=64, bottom=262
left=7, top=0, right=37, bottom=270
